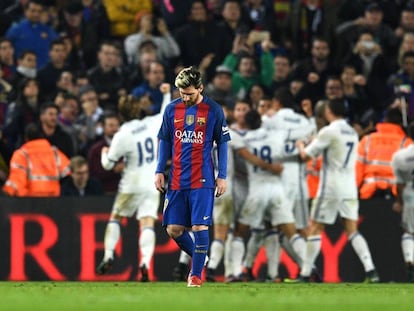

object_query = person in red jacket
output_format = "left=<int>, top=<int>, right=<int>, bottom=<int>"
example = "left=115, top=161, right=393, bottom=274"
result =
left=2, top=123, right=70, bottom=196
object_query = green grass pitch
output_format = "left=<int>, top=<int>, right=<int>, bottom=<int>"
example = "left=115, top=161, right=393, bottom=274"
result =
left=0, top=282, right=413, bottom=311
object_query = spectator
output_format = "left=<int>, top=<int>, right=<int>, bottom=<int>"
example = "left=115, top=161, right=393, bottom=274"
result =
left=60, top=155, right=103, bottom=196
left=124, top=11, right=180, bottom=66
left=75, top=85, right=104, bottom=154
left=246, top=82, right=268, bottom=110
left=395, top=5, right=414, bottom=41
left=2, top=123, right=70, bottom=197
left=204, top=65, right=237, bottom=109
left=87, top=112, right=122, bottom=195
left=6, top=0, right=58, bottom=69
left=127, top=48, right=158, bottom=91
left=291, top=37, right=339, bottom=103
left=39, top=102, right=75, bottom=158
left=2, top=77, right=41, bottom=150
left=102, top=0, right=152, bottom=40
left=344, top=30, right=391, bottom=114
left=356, top=108, right=412, bottom=200
left=87, top=41, right=127, bottom=111
left=57, top=93, right=81, bottom=154
left=57, top=1, right=110, bottom=71
left=388, top=51, right=414, bottom=119
left=9, top=50, right=37, bottom=95
left=270, top=54, right=292, bottom=93
left=37, top=39, right=69, bottom=100
left=0, top=38, right=15, bottom=80
left=131, top=61, right=166, bottom=115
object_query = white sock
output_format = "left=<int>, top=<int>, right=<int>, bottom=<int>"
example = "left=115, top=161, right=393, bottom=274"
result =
left=230, top=237, right=245, bottom=277
left=207, top=239, right=224, bottom=269
left=224, top=232, right=233, bottom=277
left=104, top=220, right=120, bottom=261
left=139, top=227, right=156, bottom=268
left=289, top=233, right=306, bottom=267
left=301, top=235, right=321, bottom=277
left=264, top=230, right=281, bottom=279
left=243, top=230, right=264, bottom=268
left=281, top=234, right=302, bottom=267
left=401, top=233, right=414, bottom=264
left=179, top=251, right=191, bottom=265
left=349, top=231, right=375, bottom=272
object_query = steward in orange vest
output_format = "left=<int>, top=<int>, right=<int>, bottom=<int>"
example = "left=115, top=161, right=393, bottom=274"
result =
left=2, top=123, right=70, bottom=196
left=356, top=108, right=412, bottom=199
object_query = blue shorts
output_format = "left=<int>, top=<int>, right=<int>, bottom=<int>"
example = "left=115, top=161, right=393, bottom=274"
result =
left=162, top=188, right=214, bottom=227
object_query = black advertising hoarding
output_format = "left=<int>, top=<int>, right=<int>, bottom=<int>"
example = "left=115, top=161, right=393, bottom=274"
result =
left=0, top=197, right=408, bottom=282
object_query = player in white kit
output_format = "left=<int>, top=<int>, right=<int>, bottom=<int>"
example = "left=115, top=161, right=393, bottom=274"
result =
left=96, top=84, right=171, bottom=281
left=392, top=122, right=414, bottom=282
left=229, top=109, right=306, bottom=280
left=296, top=99, right=379, bottom=282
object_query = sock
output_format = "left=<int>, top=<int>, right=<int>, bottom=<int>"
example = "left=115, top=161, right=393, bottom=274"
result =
left=139, top=227, right=155, bottom=268
left=230, top=237, right=245, bottom=277
left=402, top=233, right=414, bottom=264
left=264, top=230, right=281, bottom=279
left=349, top=231, right=375, bottom=272
left=179, top=250, right=191, bottom=265
left=280, top=234, right=302, bottom=267
left=243, top=229, right=264, bottom=268
left=174, top=230, right=194, bottom=257
left=191, top=230, right=209, bottom=277
left=104, top=220, right=120, bottom=261
left=301, top=235, right=321, bottom=277
left=207, top=239, right=224, bottom=270
left=224, top=232, right=233, bottom=277
left=289, top=233, right=306, bottom=267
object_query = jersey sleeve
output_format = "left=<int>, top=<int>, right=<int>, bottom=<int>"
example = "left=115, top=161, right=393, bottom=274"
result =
left=213, top=105, right=231, bottom=144
left=305, top=127, right=332, bottom=158
left=103, top=131, right=127, bottom=169
left=228, top=130, right=245, bottom=150
left=392, top=152, right=406, bottom=184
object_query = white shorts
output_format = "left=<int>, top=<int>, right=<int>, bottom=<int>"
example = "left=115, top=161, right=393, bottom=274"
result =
left=232, top=175, right=248, bottom=218
left=402, top=204, right=414, bottom=233
left=311, top=197, right=359, bottom=225
left=238, top=182, right=294, bottom=228
left=292, top=198, right=310, bottom=229
left=213, top=192, right=234, bottom=225
left=112, top=192, right=159, bottom=220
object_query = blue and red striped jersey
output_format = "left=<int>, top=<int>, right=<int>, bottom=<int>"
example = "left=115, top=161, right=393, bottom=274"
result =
left=158, top=95, right=230, bottom=190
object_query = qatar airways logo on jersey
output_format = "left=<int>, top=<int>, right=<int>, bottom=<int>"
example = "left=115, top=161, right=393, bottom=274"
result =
left=175, top=130, right=204, bottom=144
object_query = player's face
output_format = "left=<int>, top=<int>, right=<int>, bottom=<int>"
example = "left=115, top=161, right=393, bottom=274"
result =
left=179, top=86, right=203, bottom=106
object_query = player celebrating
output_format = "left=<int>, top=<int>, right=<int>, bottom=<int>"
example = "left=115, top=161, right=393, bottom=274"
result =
left=154, top=66, right=230, bottom=287
left=392, top=122, right=414, bottom=282
left=96, top=83, right=171, bottom=281
left=296, top=99, right=379, bottom=282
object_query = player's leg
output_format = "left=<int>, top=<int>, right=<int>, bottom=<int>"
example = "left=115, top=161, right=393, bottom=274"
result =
left=137, top=217, right=156, bottom=282
left=173, top=249, right=192, bottom=281
left=187, top=189, right=214, bottom=287
left=264, top=228, right=281, bottom=282
left=241, top=228, right=265, bottom=281
left=401, top=204, right=414, bottom=282
left=97, top=193, right=135, bottom=274
left=206, top=223, right=228, bottom=281
left=341, top=199, right=379, bottom=283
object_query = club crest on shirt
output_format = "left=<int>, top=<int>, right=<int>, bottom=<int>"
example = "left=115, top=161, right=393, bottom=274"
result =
left=197, top=117, right=206, bottom=126
left=186, top=115, right=194, bottom=125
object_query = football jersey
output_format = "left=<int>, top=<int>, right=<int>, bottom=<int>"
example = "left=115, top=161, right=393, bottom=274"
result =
left=158, top=95, right=230, bottom=190
left=392, top=144, right=414, bottom=205
left=237, top=127, right=285, bottom=184
left=305, top=119, right=359, bottom=199
left=262, top=108, right=315, bottom=198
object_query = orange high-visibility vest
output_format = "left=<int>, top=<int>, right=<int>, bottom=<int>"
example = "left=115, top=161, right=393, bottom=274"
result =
left=306, top=156, right=322, bottom=199
left=356, top=123, right=412, bottom=199
left=2, top=139, right=70, bottom=197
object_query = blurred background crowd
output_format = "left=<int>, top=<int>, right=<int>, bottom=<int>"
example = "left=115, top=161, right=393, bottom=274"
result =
left=0, top=0, right=414, bottom=196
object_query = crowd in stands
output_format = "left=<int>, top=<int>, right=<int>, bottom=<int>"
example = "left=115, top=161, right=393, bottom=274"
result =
left=0, top=0, right=413, bottom=199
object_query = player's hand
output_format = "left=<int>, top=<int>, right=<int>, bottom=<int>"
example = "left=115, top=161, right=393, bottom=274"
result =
left=392, top=202, right=402, bottom=213
left=155, top=173, right=166, bottom=193
left=215, top=178, right=226, bottom=197
left=268, top=162, right=283, bottom=175
left=101, top=146, right=109, bottom=155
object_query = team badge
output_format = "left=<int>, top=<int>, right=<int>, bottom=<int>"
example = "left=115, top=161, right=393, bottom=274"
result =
left=186, top=115, right=194, bottom=125
left=197, top=117, right=206, bottom=126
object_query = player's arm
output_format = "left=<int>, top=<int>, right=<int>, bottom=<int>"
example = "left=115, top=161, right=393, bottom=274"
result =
left=298, top=128, right=330, bottom=161
left=215, top=141, right=228, bottom=197
left=296, top=140, right=312, bottom=161
left=236, top=147, right=283, bottom=175
left=159, top=83, right=171, bottom=116
left=101, top=132, right=125, bottom=170
left=155, top=139, right=172, bottom=193
left=392, top=154, right=405, bottom=213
